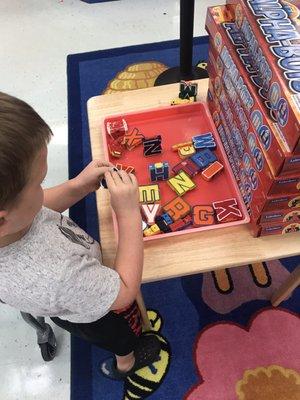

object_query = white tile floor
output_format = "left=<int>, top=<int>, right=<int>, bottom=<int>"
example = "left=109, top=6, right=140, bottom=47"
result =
left=0, top=1, right=221, bottom=398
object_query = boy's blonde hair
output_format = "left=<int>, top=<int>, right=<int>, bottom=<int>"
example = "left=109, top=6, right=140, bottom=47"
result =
left=0, top=92, right=52, bottom=209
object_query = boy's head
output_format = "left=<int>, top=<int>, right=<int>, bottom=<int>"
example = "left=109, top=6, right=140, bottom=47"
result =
left=0, top=92, right=52, bottom=238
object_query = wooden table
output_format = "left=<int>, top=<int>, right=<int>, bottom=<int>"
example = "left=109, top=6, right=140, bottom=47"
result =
left=87, top=78, right=300, bottom=308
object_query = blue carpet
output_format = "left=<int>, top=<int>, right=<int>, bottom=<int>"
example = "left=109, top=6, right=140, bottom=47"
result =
left=67, top=38, right=300, bottom=400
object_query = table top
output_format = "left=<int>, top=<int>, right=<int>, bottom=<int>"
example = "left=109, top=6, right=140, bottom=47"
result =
left=87, top=78, right=300, bottom=283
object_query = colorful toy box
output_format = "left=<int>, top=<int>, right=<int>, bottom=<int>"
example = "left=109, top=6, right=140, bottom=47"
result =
left=260, top=208, right=300, bottom=224
left=208, top=44, right=300, bottom=197
left=225, top=0, right=300, bottom=153
left=205, top=5, right=300, bottom=176
left=207, top=81, right=266, bottom=221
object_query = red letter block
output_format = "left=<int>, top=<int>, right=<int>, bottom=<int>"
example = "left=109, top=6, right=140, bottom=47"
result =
left=213, top=198, right=242, bottom=223
left=163, top=197, right=191, bottom=221
left=192, top=205, right=215, bottom=226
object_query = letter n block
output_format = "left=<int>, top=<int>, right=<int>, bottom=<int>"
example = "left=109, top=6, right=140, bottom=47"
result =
left=167, top=171, right=196, bottom=196
left=139, top=184, right=160, bottom=203
left=192, top=205, right=215, bottom=226
left=163, top=197, right=191, bottom=221
left=213, top=198, right=243, bottom=223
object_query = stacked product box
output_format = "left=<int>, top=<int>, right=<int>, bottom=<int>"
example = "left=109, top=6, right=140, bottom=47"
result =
left=226, top=0, right=300, bottom=153
left=205, top=4, right=300, bottom=236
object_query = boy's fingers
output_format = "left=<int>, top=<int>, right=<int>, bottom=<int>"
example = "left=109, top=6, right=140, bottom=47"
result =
left=95, top=160, right=113, bottom=168
left=128, top=173, right=137, bottom=186
left=118, top=170, right=131, bottom=184
left=111, top=170, right=123, bottom=185
left=104, top=171, right=115, bottom=188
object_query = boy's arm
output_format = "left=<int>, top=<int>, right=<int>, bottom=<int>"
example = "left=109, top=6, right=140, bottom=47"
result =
left=43, top=160, right=112, bottom=213
left=104, top=170, right=144, bottom=310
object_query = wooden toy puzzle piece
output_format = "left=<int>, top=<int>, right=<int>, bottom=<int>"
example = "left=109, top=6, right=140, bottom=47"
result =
left=149, top=162, right=169, bottom=181
left=190, top=149, right=217, bottom=169
left=163, top=197, right=191, bottom=221
left=167, top=171, right=196, bottom=196
left=106, top=118, right=128, bottom=139
left=179, top=80, right=198, bottom=99
left=172, top=159, right=200, bottom=177
left=139, top=184, right=160, bottom=203
left=212, top=198, right=242, bottom=223
left=201, top=161, right=223, bottom=181
left=192, top=132, right=216, bottom=150
left=169, top=214, right=193, bottom=232
left=122, top=127, right=144, bottom=150
left=192, top=205, right=215, bottom=226
left=141, top=203, right=161, bottom=225
left=178, top=145, right=196, bottom=159
left=143, top=223, right=161, bottom=237
left=115, top=163, right=135, bottom=173
left=143, top=135, right=162, bottom=156
left=142, top=220, right=148, bottom=231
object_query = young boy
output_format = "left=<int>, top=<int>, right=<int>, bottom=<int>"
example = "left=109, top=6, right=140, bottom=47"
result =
left=0, top=92, right=160, bottom=380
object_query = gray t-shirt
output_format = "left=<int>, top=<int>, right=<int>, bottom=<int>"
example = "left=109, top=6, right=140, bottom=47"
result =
left=0, top=207, right=120, bottom=323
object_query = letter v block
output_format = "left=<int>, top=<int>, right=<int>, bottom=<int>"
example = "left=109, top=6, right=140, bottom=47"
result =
left=167, top=171, right=196, bottom=196
left=141, top=204, right=161, bottom=225
left=213, top=198, right=242, bottom=223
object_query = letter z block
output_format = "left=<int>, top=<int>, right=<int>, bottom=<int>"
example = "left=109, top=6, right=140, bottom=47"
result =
left=143, top=135, right=162, bottom=156
left=213, top=198, right=243, bottom=223
left=167, top=171, right=196, bottom=196
left=139, top=184, right=160, bottom=203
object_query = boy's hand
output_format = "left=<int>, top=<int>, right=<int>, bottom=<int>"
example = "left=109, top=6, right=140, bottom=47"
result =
left=104, top=169, right=140, bottom=218
left=73, top=160, right=113, bottom=195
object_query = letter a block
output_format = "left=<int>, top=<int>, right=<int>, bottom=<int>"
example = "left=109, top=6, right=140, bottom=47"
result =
left=167, top=171, right=196, bottom=196
left=139, top=184, right=160, bottom=203
left=163, top=197, right=191, bottom=221
left=213, top=198, right=243, bottom=223
left=192, top=205, right=215, bottom=226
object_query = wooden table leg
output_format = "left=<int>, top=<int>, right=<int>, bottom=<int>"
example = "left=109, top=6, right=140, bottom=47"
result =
left=136, top=290, right=152, bottom=331
left=271, top=266, right=300, bottom=307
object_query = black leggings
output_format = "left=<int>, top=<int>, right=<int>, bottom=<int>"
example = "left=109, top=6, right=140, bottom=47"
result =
left=51, top=302, right=142, bottom=356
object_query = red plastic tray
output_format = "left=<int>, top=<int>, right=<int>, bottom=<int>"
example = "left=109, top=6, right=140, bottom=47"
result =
left=102, top=102, right=249, bottom=240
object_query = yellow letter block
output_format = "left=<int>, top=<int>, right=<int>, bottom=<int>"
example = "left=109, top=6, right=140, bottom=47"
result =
left=139, top=184, right=160, bottom=203
left=167, top=171, right=196, bottom=196
left=178, top=145, right=196, bottom=158
left=143, top=224, right=161, bottom=237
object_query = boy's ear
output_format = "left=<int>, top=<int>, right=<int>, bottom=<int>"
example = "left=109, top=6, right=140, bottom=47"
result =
left=0, top=210, right=8, bottom=237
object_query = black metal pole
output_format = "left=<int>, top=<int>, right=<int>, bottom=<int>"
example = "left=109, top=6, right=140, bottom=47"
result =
left=155, top=0, right=207, bottom=86
left=180, top=0, right=194, bottom=77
